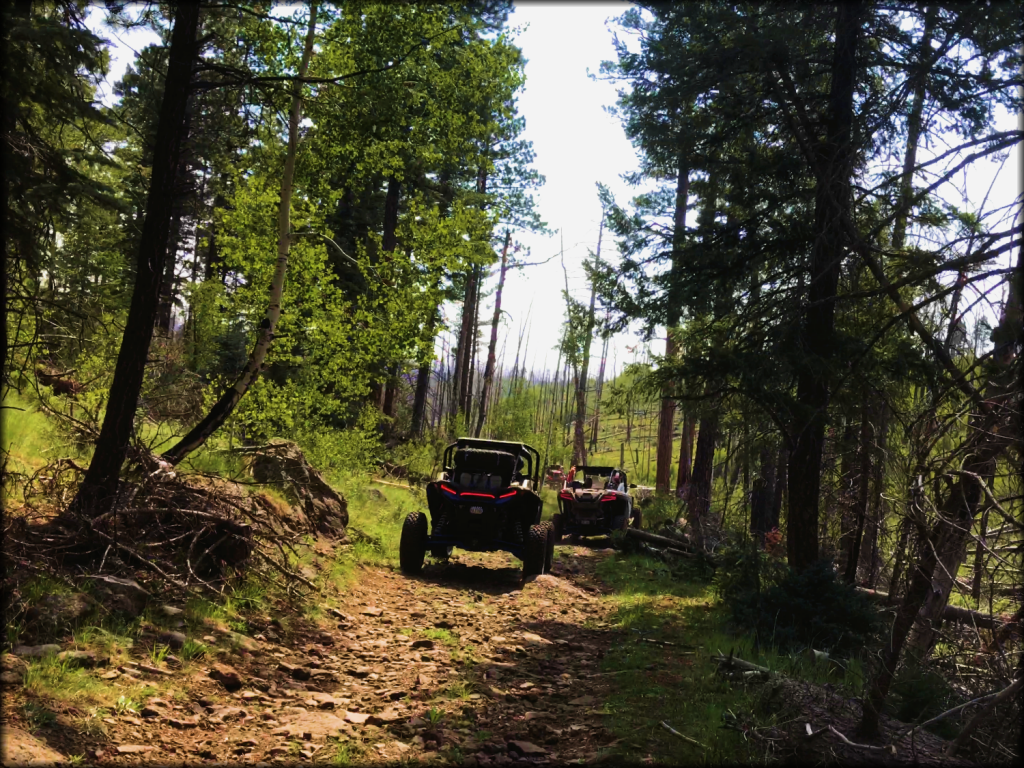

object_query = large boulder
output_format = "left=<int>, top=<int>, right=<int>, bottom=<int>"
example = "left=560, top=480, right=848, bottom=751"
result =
left=23, top=592, right=96, bottom=637
left=1, top=726, right=67, bottom=766
left=241, top=440, right=348, bottom=537
left=83, top=575, right=150, bottom=617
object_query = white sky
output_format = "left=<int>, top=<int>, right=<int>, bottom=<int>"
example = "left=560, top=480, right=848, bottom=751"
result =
left=87, top=4, right=1020, bottom=381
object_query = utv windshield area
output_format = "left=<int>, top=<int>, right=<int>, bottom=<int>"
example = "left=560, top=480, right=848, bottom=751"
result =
left=568, top=466, right=628, bottom=491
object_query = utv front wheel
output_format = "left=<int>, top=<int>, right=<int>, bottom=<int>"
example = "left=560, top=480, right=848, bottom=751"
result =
left=400, top=512, right=428, bottom=575
left=522, top=524, right=548, bottom=577
left=539, top=521, right=556, bottom=573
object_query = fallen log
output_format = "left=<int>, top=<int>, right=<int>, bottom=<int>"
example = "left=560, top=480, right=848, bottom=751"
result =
left=625, top=528, right=693, bottom=551
left=713, top=650, right=776, bottom=677
left=855, top=587, right=1015, bottom=630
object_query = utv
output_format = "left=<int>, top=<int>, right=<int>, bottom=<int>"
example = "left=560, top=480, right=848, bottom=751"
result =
left=400, top=438, right=555, bottom=577
left=555, top=466, right=640, bottom=541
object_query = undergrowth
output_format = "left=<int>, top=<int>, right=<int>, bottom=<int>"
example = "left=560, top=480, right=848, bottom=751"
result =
left=594, top=551, right=869, bottom=765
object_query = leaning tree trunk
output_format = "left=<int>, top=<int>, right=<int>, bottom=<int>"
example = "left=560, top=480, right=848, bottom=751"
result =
left=860, top=251, right=1020, bottom=736
left=475, top=230, right=512, bottom=437
left=69, top=5, right=200, bottom=514
left=786, top=1, right=862, bottom=572
left=162, top=3, right=318, bottom=465
left=860, top=417, right=1012, bottom=736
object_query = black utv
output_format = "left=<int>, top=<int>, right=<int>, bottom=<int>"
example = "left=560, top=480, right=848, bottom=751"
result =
left=399, top=438, right=555, bottom=577
left=555, top=466, right=640, bottom=540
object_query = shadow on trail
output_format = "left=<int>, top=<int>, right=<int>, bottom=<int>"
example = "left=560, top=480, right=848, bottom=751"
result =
left=418, top=558, right=524, bottom=595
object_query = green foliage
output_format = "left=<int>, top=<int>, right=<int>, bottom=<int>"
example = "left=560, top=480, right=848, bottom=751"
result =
left=718, top=549, right=880, bottom=658
left=888, top=661, right=962, bottom=739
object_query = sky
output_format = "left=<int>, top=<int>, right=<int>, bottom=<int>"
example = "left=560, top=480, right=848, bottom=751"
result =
left=87, top=3, right=1020, bottom=382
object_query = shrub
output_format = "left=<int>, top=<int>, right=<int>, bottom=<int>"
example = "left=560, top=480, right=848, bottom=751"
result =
left=888, top=660, right=962, bottom=738
left=716, top=540, right=880, bottom=658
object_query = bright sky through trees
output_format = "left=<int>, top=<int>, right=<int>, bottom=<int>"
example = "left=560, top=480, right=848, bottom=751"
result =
left=87, top=3, right=1020, bottom=379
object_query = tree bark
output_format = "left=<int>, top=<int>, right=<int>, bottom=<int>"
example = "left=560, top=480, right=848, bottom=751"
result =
left=891, top=6, right=934, bottom=252
left=655, top=156, right=690, bottom=493
left=475, top=230, right=512, bottom=437
left=845, top=396, right=873, bottom=583
left=410, top=309, right=438, bottom=438
left=572, top=219, right=601, bottom=466
left=770, top=442, right=787, bottom=531
left=676, top=411, right=696, bottom=493
left=379, top=177, right=402, bottom=427
left=786, top=2, right=862, bottom=572
left=465, top=266, right=482, bottom=429
left=162, top=3, right=318, bottom=465
left=863, top=402, right=888, bottom=588
left=860, top=429, right=1008, bottom=736
left=589, top=332, right=610, bottom=453
left=69, top=4, right=200, bottom=513
left=687, top=408, right=719, bottom=543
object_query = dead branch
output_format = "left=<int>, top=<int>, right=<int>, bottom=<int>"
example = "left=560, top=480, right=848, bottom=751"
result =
left=945, top=677, right=1024, bottom=756
left=659, top=721, right=707, bottom=749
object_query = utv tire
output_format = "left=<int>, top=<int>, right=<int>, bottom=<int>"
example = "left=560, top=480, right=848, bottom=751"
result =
left=539, top=521, right=555, bottom=573
left=400, top=511, right=428, bottom=575
left=522, top=524, right=548, bottom=577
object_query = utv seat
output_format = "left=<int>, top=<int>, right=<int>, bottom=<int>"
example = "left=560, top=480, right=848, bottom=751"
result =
left=453, top=449, right=517, bottom=490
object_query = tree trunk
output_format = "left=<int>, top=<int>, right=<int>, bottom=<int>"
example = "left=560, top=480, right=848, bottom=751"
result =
left=786, top=2, right=862, bottom=572
left=887, top=517, right=912, bottom=604
left=70, top=5, right=200, bottom=511
left=891, top=6, right=935, bottom=252
left=676, top=411, right=696, bottom=494
left=971, top=505, right=989, bottom=606
left=156, top=94, right=194, bottom=337
left=750, top=445, right=776, bottom=546
left=589, top=332, right=610, bottom=452
left=475, top=231, right=511, bottom=437
left=572, top=219, right=602, bottom=466
left=860, top=432, right=1006, bottom=736
left=770, top=442, right=787, bottom=531
left=162, top=3, right=318, bottom=465
left=654, top=333, right=677, bottom=494
left=863, top=402, right=888, bottom=588
left=379, top=177, right=402, bottom=427
left=411, top=306, right=439, bottom=438
left=465, top=265, right=483, bottom=430
left=844, top=396, right=873, bottom=583
left=655, top=156, right=690, bottom=492
left=687, top=408, right=719, bottom=544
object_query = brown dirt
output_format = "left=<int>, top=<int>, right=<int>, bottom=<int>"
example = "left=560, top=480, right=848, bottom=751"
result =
left=1, top=546, right=628, bottom=766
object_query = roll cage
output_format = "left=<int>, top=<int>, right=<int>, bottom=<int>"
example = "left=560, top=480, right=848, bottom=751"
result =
left=441, top=438, right=542, bottom=490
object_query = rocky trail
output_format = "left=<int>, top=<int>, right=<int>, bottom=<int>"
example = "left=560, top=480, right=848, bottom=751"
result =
left=3, top=545, right=635, bottom=767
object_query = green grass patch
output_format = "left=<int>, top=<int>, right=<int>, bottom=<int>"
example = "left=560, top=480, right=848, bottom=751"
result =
left=594, top=552, right=867, bottom=765
left=422, top=628, right=459, bottom=646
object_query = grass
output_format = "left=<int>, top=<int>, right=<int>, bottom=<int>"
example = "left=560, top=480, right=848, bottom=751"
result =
left=592, top=551, right=868, bottom=765
left=21, top=652, right=155, bottom=710
left=422, top=628, right=459, bottom=646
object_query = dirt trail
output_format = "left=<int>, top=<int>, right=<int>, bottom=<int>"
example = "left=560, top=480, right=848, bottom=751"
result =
left=5, top=546, right=631, bottom=767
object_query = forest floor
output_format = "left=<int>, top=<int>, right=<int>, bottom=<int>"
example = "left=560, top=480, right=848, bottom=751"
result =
left=2, top=528, right=976, bottom=768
